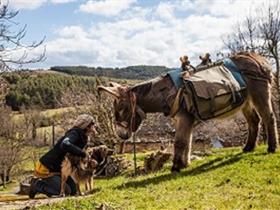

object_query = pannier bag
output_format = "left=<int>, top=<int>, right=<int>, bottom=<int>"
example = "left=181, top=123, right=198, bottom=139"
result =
left=182, top=63, right=246, bottom=120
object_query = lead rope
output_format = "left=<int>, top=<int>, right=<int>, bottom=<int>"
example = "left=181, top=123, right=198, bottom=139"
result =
left=129, top=91, right=138, bottom=176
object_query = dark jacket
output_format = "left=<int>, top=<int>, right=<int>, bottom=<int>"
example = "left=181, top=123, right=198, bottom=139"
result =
left=39, top=127, right=88, bottom=172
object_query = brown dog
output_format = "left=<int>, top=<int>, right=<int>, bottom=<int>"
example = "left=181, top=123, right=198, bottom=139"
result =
left=87, top=145, right=114, bottom=176
left=60, top=152, right=98, bottom=196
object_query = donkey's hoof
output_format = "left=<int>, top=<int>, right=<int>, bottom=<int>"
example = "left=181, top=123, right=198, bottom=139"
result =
left=171, top=166, right=181, bottom=173
left=267, top=147, right=276, bottom=153
left=242, top=146, right=254, bottom=153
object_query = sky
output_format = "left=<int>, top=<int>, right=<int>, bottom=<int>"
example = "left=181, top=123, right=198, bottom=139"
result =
left=5, top=0, right=273, bottom=69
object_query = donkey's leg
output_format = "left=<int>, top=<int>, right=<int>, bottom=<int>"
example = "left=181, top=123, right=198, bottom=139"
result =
left=172, top=111, right=194, bottom=172
left=242, top=104, right=260, bottom=152
left=250, top=83, right=278, bottom=152
left=183, top=132, right=193, bottom=167
left=254, top=102, right=278, bottom=153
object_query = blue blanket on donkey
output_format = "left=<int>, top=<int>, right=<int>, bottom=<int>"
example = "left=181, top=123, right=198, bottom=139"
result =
left=168, top=68, right=183, bottom=89
left=223, top=58, right=246, bottom=88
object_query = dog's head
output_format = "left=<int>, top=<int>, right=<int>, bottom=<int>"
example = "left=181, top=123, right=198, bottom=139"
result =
left=79, top=154, right=98, bottom=171
left=86, top=145, right=114, bottom=163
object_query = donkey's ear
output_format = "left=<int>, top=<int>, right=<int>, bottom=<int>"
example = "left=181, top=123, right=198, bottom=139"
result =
left=97, top=86, right=120, bottom=98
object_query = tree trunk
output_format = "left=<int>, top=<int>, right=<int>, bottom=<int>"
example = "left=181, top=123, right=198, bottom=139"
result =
left=274, top=55, right=280, bottom=136
left=32, top=122, right=36, bottom=144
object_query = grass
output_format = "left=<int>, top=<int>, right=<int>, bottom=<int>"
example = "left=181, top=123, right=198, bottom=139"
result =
left=35, top=145, right=280, bottom=210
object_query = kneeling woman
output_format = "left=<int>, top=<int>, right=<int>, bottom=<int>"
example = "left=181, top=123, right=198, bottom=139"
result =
left=29, top=114, right=97, bottom=198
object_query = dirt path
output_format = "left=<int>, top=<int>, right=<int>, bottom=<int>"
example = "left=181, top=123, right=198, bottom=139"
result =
left=0, top=194, right=95, bottom=210
left=0, top=179, right=94, bottom=210
left=0, top=196, right=68, bottom=210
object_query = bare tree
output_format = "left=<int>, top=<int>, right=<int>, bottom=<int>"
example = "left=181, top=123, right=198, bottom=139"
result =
left=21, top=107, right=42, bottom=145
left=0, top=2, right=45, bottom=71
left=224, top=3, right=280, bottom=78
left=223, top=2, right=280, bottom=118
left=258, top=4, right=280, bottom=91
left=0, top=106, right=26, bottom=186
left=54, top=76, right=117, bottom=147
left=224, top=16, right=260, bottom=53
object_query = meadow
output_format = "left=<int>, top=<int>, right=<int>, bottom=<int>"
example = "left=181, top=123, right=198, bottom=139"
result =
left=33, top=146, right=280, bottom=210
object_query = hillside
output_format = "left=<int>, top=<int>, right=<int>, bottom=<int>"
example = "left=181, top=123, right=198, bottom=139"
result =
left=3, top=146, right=279, bottom=210
left=50, top=65, right=172, bottom=80
left=0, top=69, right=154, bottom=110
left=1, top=71, right=109, bottom=110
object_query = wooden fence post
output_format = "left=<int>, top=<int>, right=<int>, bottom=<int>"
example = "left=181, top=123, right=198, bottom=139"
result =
left=52, top=123, right=55, bottom=147
left=3, top=164, right=6, bottom=188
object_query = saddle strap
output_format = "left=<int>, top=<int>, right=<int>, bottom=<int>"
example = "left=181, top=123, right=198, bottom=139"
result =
left=169, top=88, right=183, bottom=117
left=207, top=87, right=216, bottom=114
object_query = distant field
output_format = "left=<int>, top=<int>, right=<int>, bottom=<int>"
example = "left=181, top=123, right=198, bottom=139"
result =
left=10, top=106, right=80, bottom=147
left=12, top=106, right=79, bottom=123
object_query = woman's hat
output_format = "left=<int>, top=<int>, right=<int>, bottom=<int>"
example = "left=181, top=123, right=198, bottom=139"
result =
left=74, top=114, right=95, bottom=129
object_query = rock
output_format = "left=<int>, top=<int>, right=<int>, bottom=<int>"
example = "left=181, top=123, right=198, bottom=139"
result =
left=103, top=156, right=131, bottom=177
left=17, top=175, right=33, bottom=195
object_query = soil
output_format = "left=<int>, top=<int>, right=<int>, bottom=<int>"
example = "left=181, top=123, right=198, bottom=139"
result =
left=0, top=194, right=94, bottom=210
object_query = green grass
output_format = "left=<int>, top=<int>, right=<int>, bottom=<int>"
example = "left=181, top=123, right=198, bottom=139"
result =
left=36, top=145, right=280, bottom=210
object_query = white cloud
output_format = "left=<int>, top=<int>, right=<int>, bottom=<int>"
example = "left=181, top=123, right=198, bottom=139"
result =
left=9, top=0, right=47, bottom=10
left=183, top=15, right=232, bottom=39
left=79, top=0, right=136, bottom=16
left=44, top=18, right=197, bottom=67
left=56, top=26, right=88, bottom=38
left=179, top=0, right=268, bottom=20
left=8, top=0, right=76, bottom=10
left=50, top=0, right=76, bottom=4
left=29, top=0, right=269, bottom=68
left=155, top=2, right=175, bottom=22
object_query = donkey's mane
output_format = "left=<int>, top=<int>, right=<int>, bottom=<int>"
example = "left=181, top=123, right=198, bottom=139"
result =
left=130, top=80, right=153, bottom=97
left=130, top=75, right=169, bottom=98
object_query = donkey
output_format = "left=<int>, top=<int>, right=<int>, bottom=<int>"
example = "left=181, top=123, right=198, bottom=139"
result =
left=98, top=52, right=278, bottom=172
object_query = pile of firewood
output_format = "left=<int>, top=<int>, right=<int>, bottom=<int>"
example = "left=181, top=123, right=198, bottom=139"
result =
left=135, top=150, right=172, bottom=175
left=144, top=150, right=172, bottom=173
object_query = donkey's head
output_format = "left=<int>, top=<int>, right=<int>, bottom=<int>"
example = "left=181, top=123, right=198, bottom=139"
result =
left=97, top=82, right=146, bottom=140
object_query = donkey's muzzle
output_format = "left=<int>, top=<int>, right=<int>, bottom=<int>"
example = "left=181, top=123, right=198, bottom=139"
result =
left=116, top=125, right=131, bottom=140
left=117, top=131, right=130, bottom=140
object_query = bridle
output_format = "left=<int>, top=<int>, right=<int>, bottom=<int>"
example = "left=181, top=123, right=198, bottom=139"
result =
left=115, top=90, right=145, bottom=133
left=129, top=91, right=137, bottom=132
